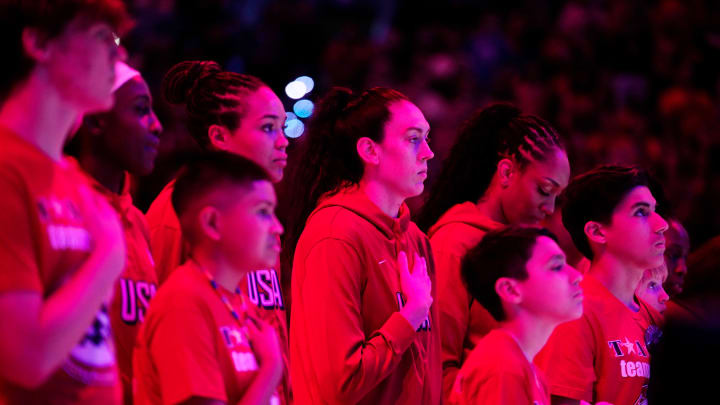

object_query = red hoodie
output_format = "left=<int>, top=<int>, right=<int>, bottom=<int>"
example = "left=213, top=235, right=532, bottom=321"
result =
left=290, top=187, right=442, bottom=405
left=426, top=202, right=503, bottom=400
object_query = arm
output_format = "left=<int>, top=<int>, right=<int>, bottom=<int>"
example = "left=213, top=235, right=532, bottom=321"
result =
left=0, top=181, right=125, bottom=388
left=295, top=239, right=422, bottom=403
left=433, top=247, right=472, bottom=396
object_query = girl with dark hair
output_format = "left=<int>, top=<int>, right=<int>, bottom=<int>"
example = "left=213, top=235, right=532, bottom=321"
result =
left=286, top=87, right=441, bottom=405
left=416, top=103, right=570, bottom=398
left=0, top=0, right=131, bottom=402
left=69, top=61, right=163, bottom=404
left=144, top=60, right=291, bottom=404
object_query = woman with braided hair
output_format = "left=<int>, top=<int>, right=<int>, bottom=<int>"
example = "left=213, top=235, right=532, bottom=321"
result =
left=144, top=61, right=291, bottom=404
left=415, top=103, right=570, bottom=399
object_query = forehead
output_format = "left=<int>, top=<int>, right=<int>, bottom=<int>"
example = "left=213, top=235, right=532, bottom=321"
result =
left=114, top=76, right=150, bottom=102
left=529, top=235, right=564, bottom=263
left=385, top=100, right=429, bottom=135
left=523, top=148, right=570, bottom=187
left=614, top=185, right=655, bottom=213
left=666, top=221, right=690, bottom=248
left=244, top=86, right=284, bottom=116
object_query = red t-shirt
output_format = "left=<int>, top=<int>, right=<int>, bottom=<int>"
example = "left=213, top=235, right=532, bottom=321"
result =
left=534, top=274, right=663, bottom=405
left=145, top=180, right=290, bottom=403
left=290, top=187, right=442, bottom=405
left=449, top=329, right=550, bottom=405
left=426, top=202, right=504, bottom=399
left=133, top=262, right=280, bottom=405
left=87, top=174, right=158, bottom=404
left=0, top=128, right=120, bottom=404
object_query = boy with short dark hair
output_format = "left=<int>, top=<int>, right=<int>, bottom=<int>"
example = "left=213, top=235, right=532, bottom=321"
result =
left=535, top=165, right=667, bottom=405
left=449, top=226, right=583, bottom=405
left=134, top=152, right=284, bottom=405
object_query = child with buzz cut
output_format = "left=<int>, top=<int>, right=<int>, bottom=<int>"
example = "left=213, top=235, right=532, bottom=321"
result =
left=535, top=165, right=667, bottom=405
left=134, top=151, right=284, bottom=405
left=635, top=264, right=670, bottom=315
left=449, top=226, right=583, bottom=405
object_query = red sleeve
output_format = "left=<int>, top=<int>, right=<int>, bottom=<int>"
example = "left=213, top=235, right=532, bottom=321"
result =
left=148, top=303, right=227, bottom=404
left=433, top=247, right=471, bottom=398
left=452, top=369, right=533, bottom=405
left=534, top=316, right=596, bottom=402
left=297, top=238, right=417, bottom=402
left=0, top=168, right=41, bottom=293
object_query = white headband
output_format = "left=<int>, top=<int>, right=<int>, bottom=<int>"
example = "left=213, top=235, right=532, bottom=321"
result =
left=112, top=61, right=141, bottom=92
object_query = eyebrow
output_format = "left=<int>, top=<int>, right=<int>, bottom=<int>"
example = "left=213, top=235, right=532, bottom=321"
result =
left=542, top=176, right=560, bottom=187
left=406, top=126, right=430, bottom=134
left=259, top=114, right=281, bottom=121
left=631, top=202, right=652, bottom=210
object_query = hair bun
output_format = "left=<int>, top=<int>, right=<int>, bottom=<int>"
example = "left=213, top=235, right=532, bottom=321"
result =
left=162, top=60, right=222, bottom=105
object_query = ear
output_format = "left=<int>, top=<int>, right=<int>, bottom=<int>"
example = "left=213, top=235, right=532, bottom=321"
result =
left=584, top=221, right=606, bottom=245
left=356, top=137, right=379, bottom=165
left=495, top=277, right=522, bottom=305
left=208, top=125, right=231, bottom=151
left=82, top=115, right=108, bottom=136
left=21, top=27, right=52, bottom=63
left=497, top=158, right=515, bottom=188
left=198, top=206, right=222, bottom=241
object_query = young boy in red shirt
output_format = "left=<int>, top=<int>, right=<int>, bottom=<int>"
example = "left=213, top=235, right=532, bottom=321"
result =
left=449, top=226, right=583, bottom=405
left=535, top=166, right=667, bottom=405
left=635, top=264, right=670, bottom=315
left=134, top=152, right=283, bottom=405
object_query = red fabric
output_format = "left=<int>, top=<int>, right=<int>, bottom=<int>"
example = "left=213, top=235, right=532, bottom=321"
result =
left=448, top=329, right=549, bottom=405
left=133, top=262, right=280, bottom=405
left=534, top=274, right=663, bottom=405
left=426, top=202, right=503, bottom=400
left=87, top=173, right=158, bottom=404
left=0, top=128, right=120, bottom=404
left=145, top=180, right=291, bottom=404
left=290, top=187, right=442, bottom=405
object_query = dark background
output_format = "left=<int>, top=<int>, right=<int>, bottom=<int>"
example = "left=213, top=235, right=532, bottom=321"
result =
left=122, top=0, right=720, bottom=250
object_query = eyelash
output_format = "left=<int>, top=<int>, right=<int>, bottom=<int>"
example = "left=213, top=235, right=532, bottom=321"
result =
left=537, top=186, right=551, bottom=197
left=634, top=209, right=649, bottom=217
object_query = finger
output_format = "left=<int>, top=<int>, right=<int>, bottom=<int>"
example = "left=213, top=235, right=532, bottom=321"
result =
left=397, top=251, right=410, bottom=276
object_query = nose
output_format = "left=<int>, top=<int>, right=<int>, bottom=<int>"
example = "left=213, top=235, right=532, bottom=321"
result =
left=659, top=288, right=669, bottom=304
left=652, top=212, right=669, bottom=234
left=568, top=264, right=583, bottom=284
left=276, top=131, right=289, bottom=150
left=272, top=214, right=284, bottom=235
left=150, top=111, right=163, bottom=135
left=675, top=258, right=688, bottom=277
left=420, top=138, right=434, bottom=161
left=541, top=197, right=557, bottom=217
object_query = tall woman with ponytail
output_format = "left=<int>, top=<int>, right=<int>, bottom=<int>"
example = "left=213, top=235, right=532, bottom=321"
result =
left=285, top=87, right=441, bottom=405
left=416, top=103, right=570, bottom=399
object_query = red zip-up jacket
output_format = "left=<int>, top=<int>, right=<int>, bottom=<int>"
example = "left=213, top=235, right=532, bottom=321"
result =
left=290, top=187, right=442, bottom=405
left=427, top=202, right=503, bottom=400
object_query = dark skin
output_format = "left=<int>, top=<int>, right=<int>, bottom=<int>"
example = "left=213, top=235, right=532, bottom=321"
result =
left=76, top=75, right=162, bottom=193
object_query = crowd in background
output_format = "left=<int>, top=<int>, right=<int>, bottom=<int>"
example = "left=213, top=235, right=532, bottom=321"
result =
left=122, top=0, right=720, bottom=249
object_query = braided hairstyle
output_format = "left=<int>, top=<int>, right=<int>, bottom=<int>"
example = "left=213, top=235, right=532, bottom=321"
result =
left=416, top=103, right=564, bottom=232
left=162, top=60, right=266, bottom=149
left=282, top=86, right=408, bottom=272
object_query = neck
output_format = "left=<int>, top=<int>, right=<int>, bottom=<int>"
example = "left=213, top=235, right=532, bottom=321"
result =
left=588, top=253, right=642, bottom=311
left=359, top=178, right=404, bottom=218
left=78, top=150, right=125, bottom=194
left=191, top=248, right=246, bottom=292
left=0, top=73, right=81, bottom=161
left=476, top=183, right=508, bottom=225
left=501, top=313, right=556, bottom=363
